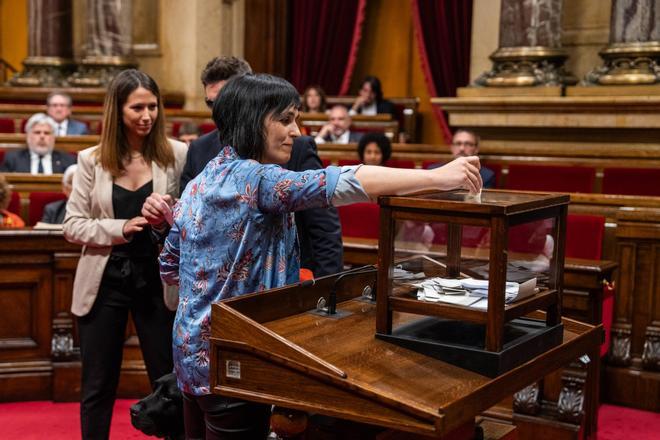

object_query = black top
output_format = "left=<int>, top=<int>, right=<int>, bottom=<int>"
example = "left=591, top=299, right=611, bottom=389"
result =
left=112, top=181, right=157, bottom=258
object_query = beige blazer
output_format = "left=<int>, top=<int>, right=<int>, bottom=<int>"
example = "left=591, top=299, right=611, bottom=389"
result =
left=63, top=140, right=187, bottom=316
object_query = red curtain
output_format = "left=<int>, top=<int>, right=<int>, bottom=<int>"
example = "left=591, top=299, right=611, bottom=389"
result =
left=289, top=0, right=367, bottom=95
left=412, top=0, right=473, bottom=143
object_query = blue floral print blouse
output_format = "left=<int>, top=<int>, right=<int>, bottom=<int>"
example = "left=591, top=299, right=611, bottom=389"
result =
left=160, top=146, right=342, bottom=395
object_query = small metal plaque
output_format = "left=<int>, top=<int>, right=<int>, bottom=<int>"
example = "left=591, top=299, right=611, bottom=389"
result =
left=226, top=360, right=241, bottom=379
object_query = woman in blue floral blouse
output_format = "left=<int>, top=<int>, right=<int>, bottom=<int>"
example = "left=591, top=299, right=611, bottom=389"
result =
left=160, top=74, right=482, bottom=439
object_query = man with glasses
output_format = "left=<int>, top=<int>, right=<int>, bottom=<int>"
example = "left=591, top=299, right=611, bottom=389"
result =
left=430, top=129, right=495, bottom=189
left=46, top=92, right=89, bottom=136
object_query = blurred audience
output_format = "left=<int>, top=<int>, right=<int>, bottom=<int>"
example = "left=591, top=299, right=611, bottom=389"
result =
left=0, top=113, right=76, bottom=174
left=350, top=76, right=396, bottom=119
left=177, top=122, right=201, bottom=146
left=315, top=105, right=362, bottom=144
left=357, top=132, right=391, bottom=165
left=46, top=91, right=90, bottom=136
left=41, top=164, right=77, bottom=224
left=0, top=175, right=24, bottom=227
left=302, top=85, right=327, bottom=113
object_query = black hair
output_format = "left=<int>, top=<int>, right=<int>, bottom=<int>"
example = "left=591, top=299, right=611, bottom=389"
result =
left=213, top=74, right=301, bottom=160
left=201, top=56, right=252, bottom=86
left=361, top=76, right=384, bottom=102
left=357, top=132, right=392, bottom=164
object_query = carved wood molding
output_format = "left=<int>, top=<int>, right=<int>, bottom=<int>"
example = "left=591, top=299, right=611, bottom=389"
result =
left=642, top=325, right=660, bottom=371
left=609, top=324, right=632, bottom=366
left=513, top=382, right=541, bottom=415
left=557, top=359, right=588, bottom=424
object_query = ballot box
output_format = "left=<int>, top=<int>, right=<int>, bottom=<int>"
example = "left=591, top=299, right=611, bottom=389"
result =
left=375, top=189, right=570, bottom=377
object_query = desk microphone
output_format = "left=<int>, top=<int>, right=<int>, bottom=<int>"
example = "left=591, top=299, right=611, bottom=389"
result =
left=327, top=265, right=377, bottom=315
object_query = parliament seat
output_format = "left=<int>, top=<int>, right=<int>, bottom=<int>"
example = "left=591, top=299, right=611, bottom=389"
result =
left=28, top=192, right=66, bottom=225
left=0, top=118, right=14, bottom=133
left=338, top=202, right=379, bottom=239
left=7, top=191, right=20, bottom=215
left=602, top=167, right=660, bottom=196
left=506, top=164, right=596, bottom=193
left=384, top=159, right=415, bottom=169
left=337, top=159, right=360, bottom=167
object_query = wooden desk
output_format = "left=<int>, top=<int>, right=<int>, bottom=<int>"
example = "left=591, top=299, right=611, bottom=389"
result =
left=210, top=276, right=601, bottom=438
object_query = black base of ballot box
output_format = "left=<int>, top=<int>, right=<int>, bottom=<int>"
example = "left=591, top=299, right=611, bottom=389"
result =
left=377, top=317, right=564, bottom=378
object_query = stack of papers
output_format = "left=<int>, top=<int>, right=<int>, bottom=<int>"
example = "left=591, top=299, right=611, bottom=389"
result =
left=408, top=277, right=537, bottom=308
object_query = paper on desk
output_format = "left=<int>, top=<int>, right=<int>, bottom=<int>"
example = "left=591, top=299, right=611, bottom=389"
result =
left=33, top=222, right=63, bottom=230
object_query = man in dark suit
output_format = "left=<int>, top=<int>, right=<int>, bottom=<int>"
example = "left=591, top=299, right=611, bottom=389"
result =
left=314, top=105, right=362, bottom=145
left=145, top=56, right=343, bottom=277
left=0, top=113, right=76, bottom=174
left=41, top=164, right=77, bottom=224
left=428, top=129, right=495, bottom=189
left=46, top=92, right=90, bottom=136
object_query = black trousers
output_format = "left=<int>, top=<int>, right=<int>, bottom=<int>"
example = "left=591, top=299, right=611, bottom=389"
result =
left=183, top=392, right=271, bottom=440
left=78, top=255, right=175, bottom=440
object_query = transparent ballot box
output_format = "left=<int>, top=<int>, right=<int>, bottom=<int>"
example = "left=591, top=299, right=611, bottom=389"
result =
left=375, top=190, right=569, bottom=377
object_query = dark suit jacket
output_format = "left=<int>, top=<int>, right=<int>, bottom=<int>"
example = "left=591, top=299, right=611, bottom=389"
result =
left=321, top=131, right=363, bottom=144
left=42, top=199, right=67, bottom=224
left=427, top=161, right=496, bottom=189
left=180, top=131, right=343, bottom=277
left=66, top=119, right=90, bottom=135
left=0, top=149, right=76, bottom=173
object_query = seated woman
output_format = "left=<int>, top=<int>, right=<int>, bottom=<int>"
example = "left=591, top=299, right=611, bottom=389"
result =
left=357, top=132, right=392, bottom=166
left=0, top=175, right=25, bottom=227
left=159, top=74, right=482, bottom=440
left=349, top=76, right=397, bottom=119
left=301, top=85, right=327, bottom=113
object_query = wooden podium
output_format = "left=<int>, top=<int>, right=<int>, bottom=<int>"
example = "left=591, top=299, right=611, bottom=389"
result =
left=209, top=271, right=601, bottom=438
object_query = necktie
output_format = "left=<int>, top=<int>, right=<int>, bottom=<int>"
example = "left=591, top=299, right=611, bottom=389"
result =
left=37, top=155, right=44, bottom=174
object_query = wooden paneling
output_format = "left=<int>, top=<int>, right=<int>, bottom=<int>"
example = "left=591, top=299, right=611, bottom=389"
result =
left=0, top=230, right=150, bottom=402
left=244, top=0, right=289, bottom=77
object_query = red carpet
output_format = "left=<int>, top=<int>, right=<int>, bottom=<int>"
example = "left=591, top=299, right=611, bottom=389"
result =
left=597, top=404, right=660, bottom=440
left=0, top=399, right=150, bottom=439
left=0, top=400, right=658, bottom=439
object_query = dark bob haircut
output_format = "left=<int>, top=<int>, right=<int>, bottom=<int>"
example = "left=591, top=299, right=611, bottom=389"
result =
left=360, top=76, right=384, bottom=102
left=213, top=74, right=301, bottom=161
left=357, top=132, right=392, bottom=165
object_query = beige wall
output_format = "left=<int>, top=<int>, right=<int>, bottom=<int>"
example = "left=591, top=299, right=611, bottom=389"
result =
left=470, top=0, right=612, bottom=84
left=137, top=0, right=245, bottom=110
left=0, top=0, right=28, bottom=70
left=470, top=0, right=501, bottom=82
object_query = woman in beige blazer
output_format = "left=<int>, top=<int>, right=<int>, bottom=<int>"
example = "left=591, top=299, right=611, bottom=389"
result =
left=63, top=70, right=187, bottom=440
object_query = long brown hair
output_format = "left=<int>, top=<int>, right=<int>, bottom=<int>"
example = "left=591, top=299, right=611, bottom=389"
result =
left=96, top=69, right=174, bottom=176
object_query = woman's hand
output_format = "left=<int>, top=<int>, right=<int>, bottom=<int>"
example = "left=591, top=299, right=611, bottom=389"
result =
left=351, top=95, right=367, bottom=112
left=122, top=216, right=149, bottom=239
left=432, top=156, right=482, bottom=194
left=141, top=193, right=174, bottom=227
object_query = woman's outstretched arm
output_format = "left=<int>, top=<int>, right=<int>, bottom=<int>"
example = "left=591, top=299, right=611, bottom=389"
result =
left=354, top=156, right=482, bottom=198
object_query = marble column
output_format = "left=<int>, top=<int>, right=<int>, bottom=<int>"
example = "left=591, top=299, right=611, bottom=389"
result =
left=474, top=0, right=576, bottom=87
left=8, top=0, right=75, bottom=87
left=584, top=0, right=660, bottom=85
left=68, top=0, right=136, bottom=87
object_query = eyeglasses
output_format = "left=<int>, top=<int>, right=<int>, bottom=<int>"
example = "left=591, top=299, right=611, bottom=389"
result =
left=205, top=98, right=214, bottom=109
left=451, top=141, right=476, bottom=148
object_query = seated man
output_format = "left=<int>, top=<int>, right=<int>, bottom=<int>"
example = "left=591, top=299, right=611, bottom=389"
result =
left=349, top=76, right=397, bottom=119
left=41, top=164, right=77, bottom=224
left=315, top=105, right=362, bottom=144
left=429, top=129, right=495, bottom=189
left=46, top=92, right=89, bottom=136
left=177, top=122, right=201, bottom=146
left=0, top=113, right=76, bottom=174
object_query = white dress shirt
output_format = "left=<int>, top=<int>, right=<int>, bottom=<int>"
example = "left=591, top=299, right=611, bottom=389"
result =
left=315, top=130, right=350, bottom=145
left=55, top=120, right=69, bottom=136
left=30, top=151, right=53, bottom=174
left=349, top=102, right=377, bottom=116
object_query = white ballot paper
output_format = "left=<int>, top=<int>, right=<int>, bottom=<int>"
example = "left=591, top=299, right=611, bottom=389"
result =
left=411, top=277, right=537, bottom=308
